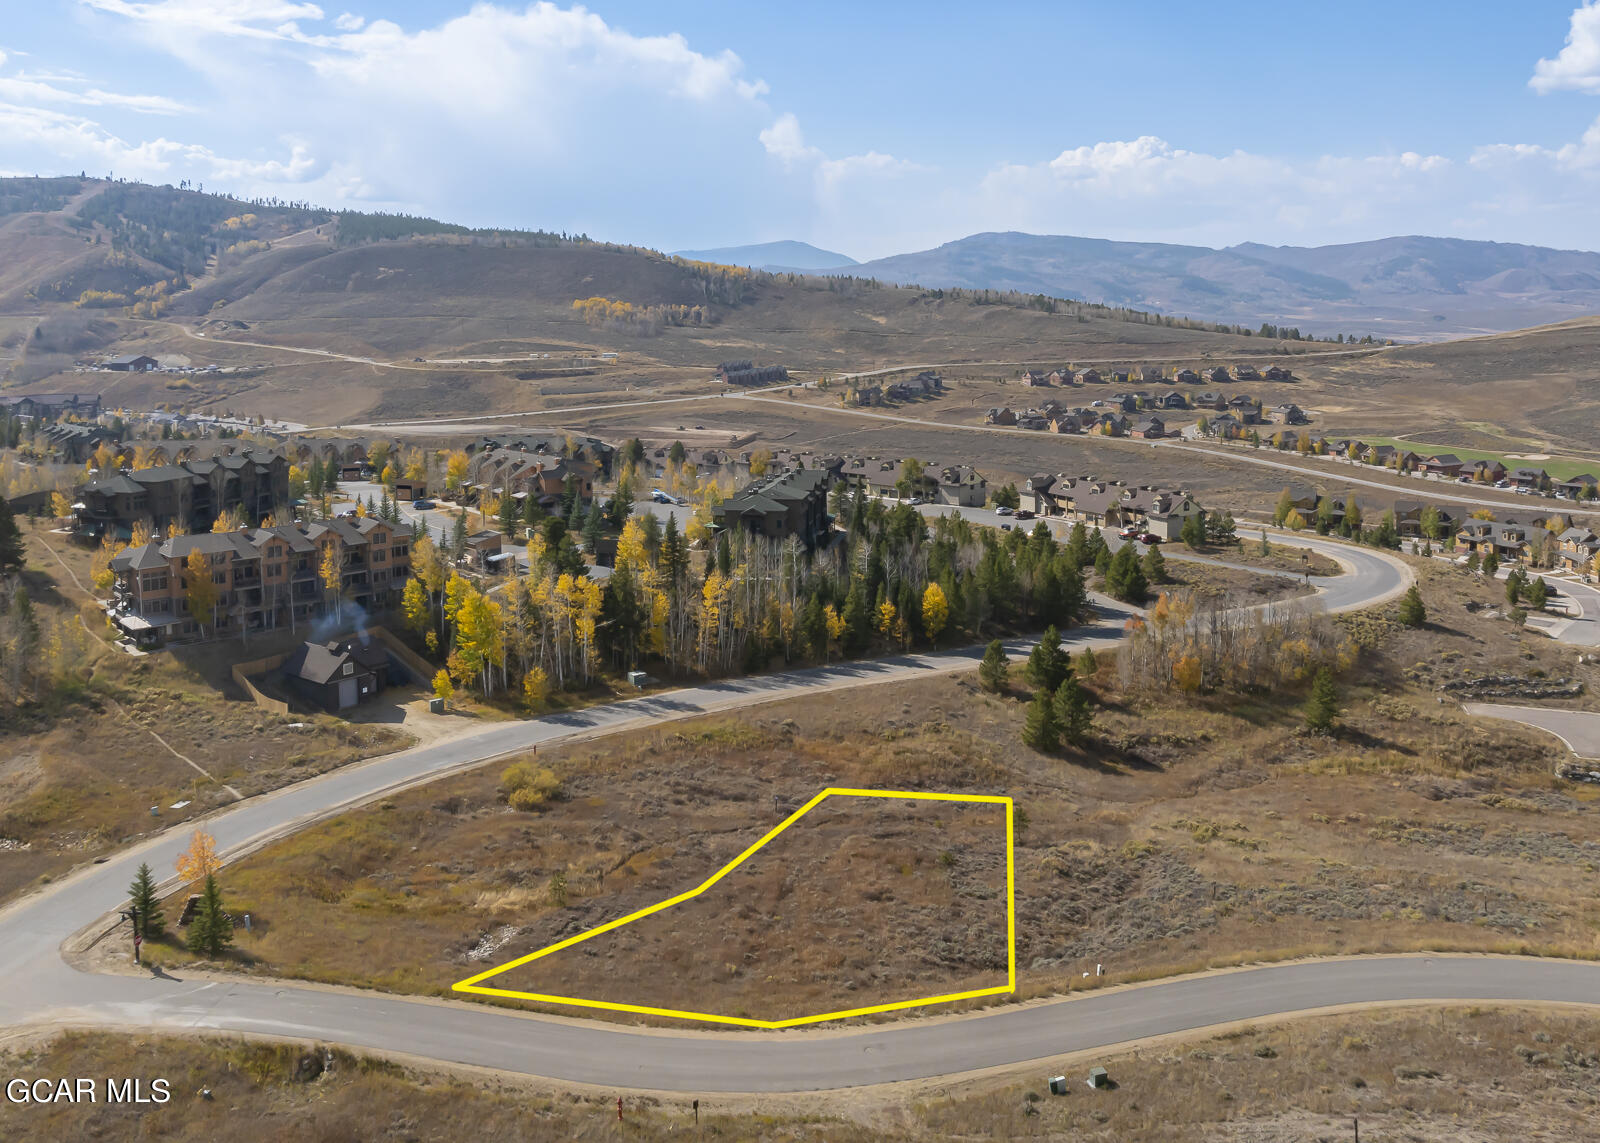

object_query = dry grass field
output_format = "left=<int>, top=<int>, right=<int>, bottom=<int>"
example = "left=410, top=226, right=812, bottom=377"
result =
left=3, top=1006, right=1597, bottom=1141
left=156, top=556, right=1600, bottom=1027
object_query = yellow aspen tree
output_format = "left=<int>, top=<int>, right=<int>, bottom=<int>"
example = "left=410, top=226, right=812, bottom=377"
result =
left=185, top=548, right=217, bottom=633
left=921, top=583, right=949, bottom=644
left=444, top=450, right=470, bottom=494
left=175, top=828, right=221, bottom=884
left=319, top=542, right=342, bottom=618
left=523, top=666, right=550, bottom=708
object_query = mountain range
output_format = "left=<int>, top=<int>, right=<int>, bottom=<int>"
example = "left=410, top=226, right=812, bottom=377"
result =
left=687, top=233, right=1600, bottom=340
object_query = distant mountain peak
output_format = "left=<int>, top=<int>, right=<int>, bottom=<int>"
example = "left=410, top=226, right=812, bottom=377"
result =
left=671, top=240, right=859, bottom=271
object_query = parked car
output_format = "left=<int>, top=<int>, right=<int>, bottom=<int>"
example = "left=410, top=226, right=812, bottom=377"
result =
left=908, top=497, right=923, bottom=506
left=1118, top=526, right=1140, bottom=539
left=411, top=499, right=435, bottom=510
left=995, top=506, right=1014, bottom=516
left=1000, top=523, right=1013, bottom=531
left=1139, top=533, right=1161, bottom=544
left=337, top=509, right=357, bottom=519
left=1015, top=510, right=1035, bottom=520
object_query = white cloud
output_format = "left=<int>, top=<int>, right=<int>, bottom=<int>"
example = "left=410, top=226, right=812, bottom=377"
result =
left=759, top=112, right=817, bottom=165
left=332, top=12, right=363, bottom=32
left=1532, top=2, right=1600, bottom=94
left=80, top=0, right=327, bottom=41
left=0, top=70, right=187, bottom=115
left=0, top=99, right=318, bottom=181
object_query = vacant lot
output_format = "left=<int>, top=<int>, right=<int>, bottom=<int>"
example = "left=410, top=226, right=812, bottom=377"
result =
left=167, top=556, right=1600, bottom=1026
left=2, top=1007, right=1597, bottom=1141
left=0, top=522, right=408, bottom=903
left=474, top=793, right=1010, bottom=1023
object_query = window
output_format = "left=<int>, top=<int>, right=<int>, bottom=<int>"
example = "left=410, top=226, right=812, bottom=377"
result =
left=212, top=571, right=226, bottom=584
left=140, top=574, right=168, bottom=592
left=372, top=549, right=386, bottom=562
left=391, top=545, right=409, bottom=560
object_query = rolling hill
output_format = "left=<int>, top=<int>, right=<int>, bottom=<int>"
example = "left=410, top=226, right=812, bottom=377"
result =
left=2, top=177, right=1326, bottom=422
left=829, top=232, right=1600, bottom=340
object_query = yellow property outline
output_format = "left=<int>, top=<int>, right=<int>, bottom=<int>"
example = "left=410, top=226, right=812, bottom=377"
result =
left=452, top=787, right=1016, bottom=1028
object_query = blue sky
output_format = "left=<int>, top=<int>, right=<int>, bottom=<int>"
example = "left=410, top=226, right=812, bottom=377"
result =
left=3, top=2, right=1600, bottom=257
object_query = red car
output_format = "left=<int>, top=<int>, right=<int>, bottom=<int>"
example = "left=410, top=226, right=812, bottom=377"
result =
left=1118, top=526, right=1140, bottom=539
left=1014, top=510, right=1035, bottom=520
left=1139, top=533, right=1161, bottom=544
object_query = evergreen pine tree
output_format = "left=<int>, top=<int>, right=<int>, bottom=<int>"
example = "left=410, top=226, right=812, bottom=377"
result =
left=1025, top=624, right=1067, bottom=691
left=978, top=639, right=1009, bottom=692
left=1528, top=576, right=1548, bottom=611
left=1022, top=688, right=1058, bottom=752
left=1106, top=544, right=1148, bottom=603
left=1142, top=544, right=1166, bottom=584
left=498, top=493, right=517, bottom=536
left=1052, top=672, right=1094, bottom=745
left=662, top=515, right=686, bottom=582
left=1304, top=667, right=1338, bottom=733
left=0, top=496, right=24, bottom=576
left=583, top=502, right=603, bottom=553
left=841, top=579, right=870, bottom=654
left=1397, top=584, right=1426, bottom=627
left=451, top=511, right=468, bottom=558
left=522, top=492, right=543, bottom=530
left=1180, top=512, right=1205, bottom=550
left=127, top=861, right=165, bottom=941
left=716, top=531, right=732, bottom=578
left=185, top=874, right=232, bottom=958
left=1076, top=645, right=1098, bottom=677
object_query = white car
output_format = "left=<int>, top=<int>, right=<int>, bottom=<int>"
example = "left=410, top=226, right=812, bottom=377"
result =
left=995, top=506, right=1014, bottom=516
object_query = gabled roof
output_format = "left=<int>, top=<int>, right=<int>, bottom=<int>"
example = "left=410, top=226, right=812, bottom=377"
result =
left=84, top=474, right=145, bottom=496
left=284, top=641, right=361, bottom=686
left=110, top=542, right=168, bottom=573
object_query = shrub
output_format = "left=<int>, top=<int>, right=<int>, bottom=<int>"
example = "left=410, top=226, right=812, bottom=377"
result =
left=501, top=762, right=561, bottom=809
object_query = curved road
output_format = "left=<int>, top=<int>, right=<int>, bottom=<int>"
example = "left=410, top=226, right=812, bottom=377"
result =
left=12, top=536, right=1577, bottom=1095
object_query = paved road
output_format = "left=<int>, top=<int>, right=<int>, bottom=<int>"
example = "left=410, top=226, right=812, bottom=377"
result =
left=16, top=954, right=1600, bottom=1093
left=1463, top=704, right=1600, bottom=759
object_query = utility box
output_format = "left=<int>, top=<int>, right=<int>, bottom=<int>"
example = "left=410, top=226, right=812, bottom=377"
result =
left=1048, top=1075, right=1068, bottom=1096
left=428, top=697, right=445, bottom=714
left=1087, top=1066, right=1110, bottom=1090
left=627, top=670, right=650, bottom=689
